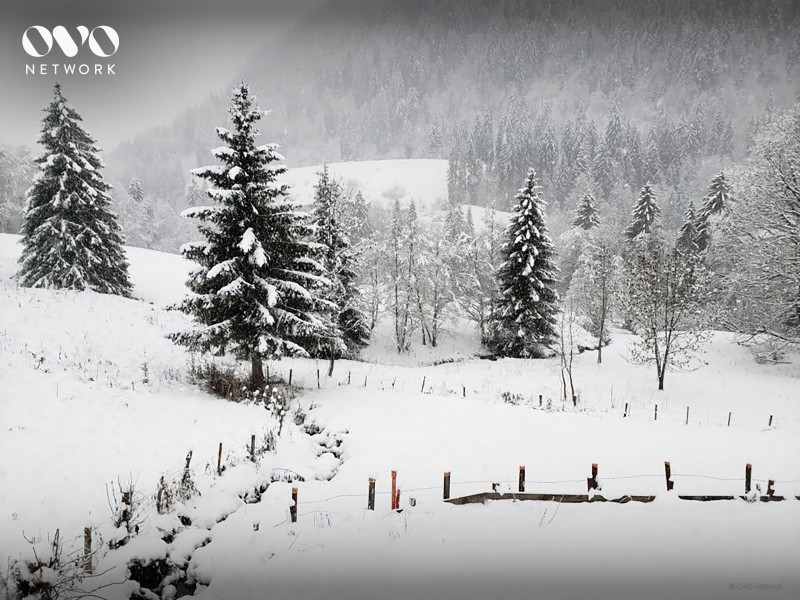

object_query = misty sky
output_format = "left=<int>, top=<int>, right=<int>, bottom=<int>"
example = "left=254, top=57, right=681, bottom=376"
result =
left=0, top=0, right=327, bottom=150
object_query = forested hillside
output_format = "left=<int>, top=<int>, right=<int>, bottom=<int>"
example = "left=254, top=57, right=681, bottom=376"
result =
left=1, top=0, right=797, bottom=249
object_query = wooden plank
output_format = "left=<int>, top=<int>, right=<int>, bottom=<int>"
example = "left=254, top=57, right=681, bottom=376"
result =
left=445, top=492, right=654, bottom=505
left=679, top=495, right=736, bottom=501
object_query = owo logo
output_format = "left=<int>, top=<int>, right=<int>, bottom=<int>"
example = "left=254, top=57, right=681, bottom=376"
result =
left=22, top=26, right=119, bottom=58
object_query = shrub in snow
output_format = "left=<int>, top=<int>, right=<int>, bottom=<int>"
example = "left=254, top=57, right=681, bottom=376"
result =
left=17, top=84, right=132, bottom=297
left=9, top=530, right=90, bottom=600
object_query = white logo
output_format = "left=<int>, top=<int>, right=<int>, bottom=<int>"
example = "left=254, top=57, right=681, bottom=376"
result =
left=22, top=26, right=119, bottom=58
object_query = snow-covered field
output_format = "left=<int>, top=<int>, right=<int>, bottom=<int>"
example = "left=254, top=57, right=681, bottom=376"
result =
left=282, top=159, right=448, bottom=211
left=1, top=232, right=799, bottom=600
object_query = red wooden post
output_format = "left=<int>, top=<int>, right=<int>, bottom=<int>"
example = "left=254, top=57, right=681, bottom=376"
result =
left=745, top=463, right=752, bottom=493
left=519, top=465, right=526, bottom=493
left=290, top=487, right=298, bottom=523
left=443, top=472, right=451, bottom=500
left=587, top=463, right=599, bottom=491
left=664, top=461, right=674, bottom=491
left=395, top=489, right=401, bottom=510
left=391, top=470, right=397, bottom=510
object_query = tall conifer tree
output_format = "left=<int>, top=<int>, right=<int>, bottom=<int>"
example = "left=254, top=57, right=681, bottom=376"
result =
left=18, top=84, right=132, bottom=296
left=170, top=83, right=329, bottom=387
left=488, top=169, right=559, bottom=357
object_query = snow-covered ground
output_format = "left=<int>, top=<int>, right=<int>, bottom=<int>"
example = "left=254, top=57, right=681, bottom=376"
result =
left=1, top=232, right=799, bottom=600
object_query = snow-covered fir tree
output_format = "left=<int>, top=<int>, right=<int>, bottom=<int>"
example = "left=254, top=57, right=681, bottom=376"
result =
left=443, top=199, right=465, bottom=239
left=125, top=178, right=154, bottom=248
left=624, top=183, right=661, bottom=241
left=17, top=84, right=132, bottom=296
left=312, top=166, right=369, bottom=362
left=572, top=191, right=600, bottom=230
left=487, top=169, right=559, bottom=358
left=676, top=201, right=700, bottom=256
left=169, top=83, right=330, bottom=387
left=696, top=171, right=731, bottom=253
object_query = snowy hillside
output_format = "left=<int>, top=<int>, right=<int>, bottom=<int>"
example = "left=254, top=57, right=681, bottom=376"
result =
left=282, top=159, right=448, bottom=210
left=280, top=158, right=512, bottom=232
left=1, top=233, right=799, bottom=600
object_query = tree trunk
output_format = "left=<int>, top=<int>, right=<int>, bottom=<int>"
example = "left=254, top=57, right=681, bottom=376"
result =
left=251, top=356, right=265, bottom=389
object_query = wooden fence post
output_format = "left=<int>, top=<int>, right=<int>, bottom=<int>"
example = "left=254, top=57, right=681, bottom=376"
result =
left=745, top=463, right=752, bottom=493
left=587, top=463, right=599, bottom=491
left=443, top=472, right=451, bottom=500
left=391, top=470, right=397, bottom=510
left=250, top=434, right=256, bottom=463
left=290, top=487, right=298, bottom=523
left=217, top=442, right=223, bottom=476
left=368, top=478, right=376, bottom=510
left=83, top=527, right=92, bottom=574
left=664, top=461, right=674, bottom=491
left=519, top=465, right=526, bottom=493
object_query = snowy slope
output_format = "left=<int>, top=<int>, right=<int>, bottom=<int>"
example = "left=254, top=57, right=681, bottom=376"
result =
left=1, top=232, right=799, bottom=600
left=282, top=159, right=448, bottom=210
left=280, top=158, right=513, bottom=233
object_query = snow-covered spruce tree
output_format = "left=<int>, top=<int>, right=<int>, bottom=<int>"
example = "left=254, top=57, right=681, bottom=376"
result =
left=676, top=201, right=700, bottom=257
left=125, top=178, right=154, bottom=248
left=487, top=169, right=559, bottom=358
left=572, top=191, right=600, bottom=230
left=17, top=84, right=132, bottom=296
left=696, top=171, right=731, bottom=253
left=312, top=166, right=369, bottom=364
left=170, top=83, right=330, bottom=387
left=624, top=183, right=661, bottom=241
